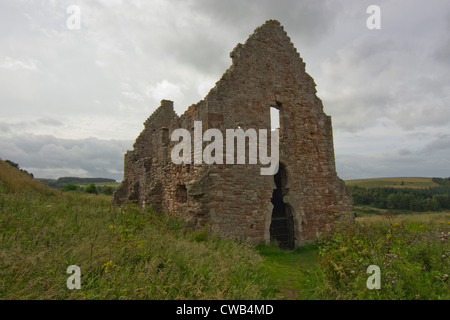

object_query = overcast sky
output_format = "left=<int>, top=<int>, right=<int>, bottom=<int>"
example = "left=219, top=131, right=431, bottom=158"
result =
left=1, top=0, right=450, bottom=181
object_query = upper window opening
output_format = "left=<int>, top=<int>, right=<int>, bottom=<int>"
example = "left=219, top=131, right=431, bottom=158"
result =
left=270, top=106, right=280, bottom=130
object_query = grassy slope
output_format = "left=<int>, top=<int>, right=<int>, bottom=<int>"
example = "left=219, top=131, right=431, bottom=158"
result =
left=0, top=160, right=273, bottom=299
left=0, top=161, right=58, bottom=196
left=345, top=177, right=438, bottom=189
left=2, top=162, right=448, bottom=300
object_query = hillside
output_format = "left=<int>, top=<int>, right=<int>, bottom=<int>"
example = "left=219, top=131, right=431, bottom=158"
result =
left=0, top=159, right=274, bottom=299
left=0, top=160, right=57, bottom=196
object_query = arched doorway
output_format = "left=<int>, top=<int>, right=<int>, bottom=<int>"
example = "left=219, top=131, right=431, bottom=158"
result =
left=269, top=163, right=294, bottom=249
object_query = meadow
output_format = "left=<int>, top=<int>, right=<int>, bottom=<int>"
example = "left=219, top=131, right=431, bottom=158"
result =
left=0, top=160, right=448, bottom=300
left=345, top=177, right=439, bottom=189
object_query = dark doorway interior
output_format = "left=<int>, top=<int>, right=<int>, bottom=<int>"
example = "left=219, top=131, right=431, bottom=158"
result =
left=270, top=164, right=294, bottom=249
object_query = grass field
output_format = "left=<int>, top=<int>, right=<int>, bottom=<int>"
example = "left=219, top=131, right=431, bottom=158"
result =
left=76, top=182, right=121, bottom=189
left=345, top=177, right=438, bottom=189
left=0, top=161, right=273, bottom=299
left=1, top=161, right=449, bottom=300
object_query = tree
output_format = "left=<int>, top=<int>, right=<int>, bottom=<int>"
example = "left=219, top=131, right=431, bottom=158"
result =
left=61, top=183, right=78, bottom=192
left=387, top=193, right=401, bottom=210
left=84, top=183, right=98, bottom=194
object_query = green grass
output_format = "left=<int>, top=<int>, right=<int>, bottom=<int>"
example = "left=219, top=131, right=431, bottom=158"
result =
left=318, top=212, right=450, bottom=299
left=2, top=161, right=449, bottom=300
left=0, top=161, right=272, bottom=299
left=345, top=177, right=438, bottom=189
left=256, top=244, right=325, bottom=299
left=0, top=190, right=273, bottom=299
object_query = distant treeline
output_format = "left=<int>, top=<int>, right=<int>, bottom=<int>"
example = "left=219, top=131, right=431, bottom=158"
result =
left=349, top=183, right=450, bottom=212
left=37, top=177, right=116, bottom=188
left=60, top=183, right=115, bottom=195
left=431, top=177, right=450, bottom=185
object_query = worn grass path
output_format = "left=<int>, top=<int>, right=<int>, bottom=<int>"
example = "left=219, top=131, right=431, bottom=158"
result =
left=256, top=244, right=327, bottom=300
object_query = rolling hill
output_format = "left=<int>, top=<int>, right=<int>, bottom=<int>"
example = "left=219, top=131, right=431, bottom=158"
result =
left=345, top=177, right=440, bottom=189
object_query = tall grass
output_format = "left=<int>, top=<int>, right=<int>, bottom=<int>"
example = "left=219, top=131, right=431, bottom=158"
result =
left=0, top=160, right=56, bottom=196
left=0, top=161, right=272, bottom=300
left=317, top=213, right=450, bottom=299
left=3, top=160, right=448, bottom=300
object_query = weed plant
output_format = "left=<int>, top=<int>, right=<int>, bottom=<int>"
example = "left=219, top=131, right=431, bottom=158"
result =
left=318, top=214, right=450, bottom=299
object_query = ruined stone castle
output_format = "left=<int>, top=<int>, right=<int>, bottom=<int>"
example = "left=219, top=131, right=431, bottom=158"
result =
left=113, top=20, right=353, bottom=248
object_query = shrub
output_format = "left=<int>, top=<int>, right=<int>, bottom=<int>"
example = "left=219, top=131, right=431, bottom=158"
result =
left=61, top=183, right=79, bottom=192
left=5, top=159, right=19, bottom=169
left=102, top=186, right=114, bottom=195
left=83, top=183, right=98, bottom=194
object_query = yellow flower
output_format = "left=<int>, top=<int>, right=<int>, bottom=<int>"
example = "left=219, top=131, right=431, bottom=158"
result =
left=102, top=260, right=120, bottom=273
left=102, top=260, right=113, bottom=273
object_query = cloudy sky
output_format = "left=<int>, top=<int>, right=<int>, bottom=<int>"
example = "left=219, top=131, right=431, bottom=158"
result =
left=1, top=0, right=449, bottom=181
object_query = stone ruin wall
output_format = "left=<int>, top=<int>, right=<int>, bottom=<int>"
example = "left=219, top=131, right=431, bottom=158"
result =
left=114, top=20, right=353, bottom=246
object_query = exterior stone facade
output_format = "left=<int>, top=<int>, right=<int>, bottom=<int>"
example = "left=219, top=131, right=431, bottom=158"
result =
left=113, top=20, right=353, bottom=248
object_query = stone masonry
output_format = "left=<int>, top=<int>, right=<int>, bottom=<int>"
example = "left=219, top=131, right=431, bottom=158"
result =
left=113, top=20, right=353, bottom=248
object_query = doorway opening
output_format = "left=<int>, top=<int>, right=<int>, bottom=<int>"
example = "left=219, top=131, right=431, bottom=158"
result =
left=269, top=163, right=294, bottom=249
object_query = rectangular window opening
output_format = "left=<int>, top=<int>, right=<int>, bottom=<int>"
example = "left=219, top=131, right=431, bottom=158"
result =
left=270, top=106, right=280, bottom=131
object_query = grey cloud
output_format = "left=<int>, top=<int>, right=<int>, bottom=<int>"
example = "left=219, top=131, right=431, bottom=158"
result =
left=188, top=0, right=342, bottom=45
left=0, top=134, right=132, bottom=180
left=0, top=118, right=64, bottom=137
left=2, top=0, right=450, bottom=181
left=336, top=132, right=450, bottom=179
left=398, top=148, right=412, bottom=156
left=320, top=33, right=450, bottom=132
left=336, top=150, right=450, bottom=180
left=421, top=135, right=450, bottom=154
left=35, top=117, right=64, bottom=126
left=434, top=13, right=450, bottom=66
left=0, top=122, right=11, bottom=133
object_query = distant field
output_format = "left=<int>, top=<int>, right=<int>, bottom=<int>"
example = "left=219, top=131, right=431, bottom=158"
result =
left=345, top=177, right=438, bottom=189
left=77, top=181, right=121, bottom=188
